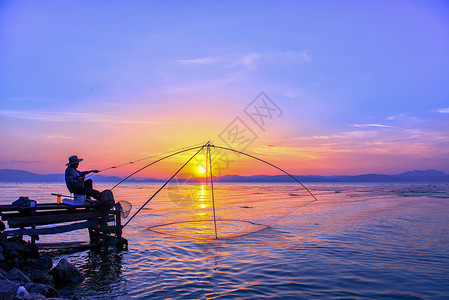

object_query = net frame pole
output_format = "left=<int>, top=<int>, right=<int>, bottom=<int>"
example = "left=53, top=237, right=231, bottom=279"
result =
left=211, top=145, right=318, bottom=202
left=207, top=144, right=218, bottom=239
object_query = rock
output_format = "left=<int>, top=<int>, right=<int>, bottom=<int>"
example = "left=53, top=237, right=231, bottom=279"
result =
left=29, top=269, right=47, bottom=281
left=16, top=285, right=30, bottom=298
left=19, top=292, right=47, bottom=300
left=33, top=274, right=55, bottom=288
left=24, top=258, right=34, bottom=266
left=32, top=256, right=52, bottom=272
left=24, top=282, right=59, bottom=298
left=9, top=250, right=20, bottom=259
left=49, top=259, right=84, bottom=287
left=0, top=239, right=30, bottom=256
left=0, top=279, right=18, bottom=299
left=12, top=257, right=21, bottom=268
left=0, top=262, right=10, bottom=272
left=5, top=267, right=31, bottom=283
left=1, top=237, right=35, bottom=263
left=30, top=257, right=54, bottom=287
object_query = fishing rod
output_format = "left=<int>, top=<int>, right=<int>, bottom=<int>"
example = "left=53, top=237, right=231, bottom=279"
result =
left=51, top=193, right=75, bottom=198
left=122, top=142, right=209, bottom=229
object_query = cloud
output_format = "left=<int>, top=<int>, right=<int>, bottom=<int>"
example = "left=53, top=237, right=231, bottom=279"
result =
left=264, top=50, right=311, bottom=64
left=351, top=124, right=397, bottom=128
left=438, top=108, right=449, bottom=113
left=280, top=123, right=449, bottom=159
left=236, top=53, right=262, bottom=70
left=0, top=110, right=162, bottom=125
left=175, top=50, right=310, bottom=70
left=387, top=112, right=424, bottom=123
left=0, top=160, right=43, bottom=165
left=44, top=134, right=75, bottom=140
left=175, top=57, right=220, bottom=65
left=387, top=113, right=409, bottom=121
left=168, top=50, right=311, bottom=92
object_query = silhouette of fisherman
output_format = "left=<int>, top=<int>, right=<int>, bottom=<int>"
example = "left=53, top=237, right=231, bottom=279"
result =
left=65, top=155, right=101, bottom=200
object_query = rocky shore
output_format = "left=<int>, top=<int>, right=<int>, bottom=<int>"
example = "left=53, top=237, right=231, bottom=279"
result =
left=0, top=237, right=84, bottom=300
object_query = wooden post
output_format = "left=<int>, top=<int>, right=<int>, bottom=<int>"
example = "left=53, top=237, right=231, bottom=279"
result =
left=115, top=205, right=122, bottom=240
left=114, top=202, right=127, bottom=251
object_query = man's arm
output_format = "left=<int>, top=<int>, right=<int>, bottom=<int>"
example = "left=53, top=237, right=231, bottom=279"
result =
left=80, top=170, right=100, bottom=176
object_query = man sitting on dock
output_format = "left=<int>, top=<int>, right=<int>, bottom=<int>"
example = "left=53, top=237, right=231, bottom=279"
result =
left=65, top=155, right=101, bottom=200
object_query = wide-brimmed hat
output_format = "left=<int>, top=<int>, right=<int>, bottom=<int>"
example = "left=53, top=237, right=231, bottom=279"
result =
left=66, top=155, right=83, bottom=166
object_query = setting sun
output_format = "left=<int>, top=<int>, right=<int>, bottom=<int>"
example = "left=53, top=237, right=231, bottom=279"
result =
left=197, top=165, right=207, bottom=175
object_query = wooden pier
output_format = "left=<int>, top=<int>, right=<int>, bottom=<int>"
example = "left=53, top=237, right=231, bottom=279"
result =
left=0, top=194, right=127, bottom=253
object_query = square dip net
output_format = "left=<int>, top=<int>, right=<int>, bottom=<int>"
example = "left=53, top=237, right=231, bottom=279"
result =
left=115, top=143, right=317, bottom=239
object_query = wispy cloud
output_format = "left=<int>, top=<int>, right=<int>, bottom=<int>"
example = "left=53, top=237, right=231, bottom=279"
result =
left=351, top=124, right=397, bottom=128
left=44, top=134, right=75, bottom=140
left=0, top=160, right=43, bottom=165
left=0, top=110, right=162, bottom=125
left=387, top=112, right=424, bottom=123
left=438, top=107, right=449, bottom=113
left=387, top=113, right=409, bottom=121
left=175, top=57, right=220, bottom=65
left=175, top=50, right=310, bottom=70
left=168, top=50, right=311, bottom=92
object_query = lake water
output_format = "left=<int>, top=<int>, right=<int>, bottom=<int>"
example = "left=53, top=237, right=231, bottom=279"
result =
left=1, top=182, right=448, bottom=299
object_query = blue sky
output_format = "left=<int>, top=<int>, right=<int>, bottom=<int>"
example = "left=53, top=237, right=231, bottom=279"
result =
left=1, top=0, right=449, bottom=176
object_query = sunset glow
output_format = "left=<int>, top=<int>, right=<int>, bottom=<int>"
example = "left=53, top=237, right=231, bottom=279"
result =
left=197, top=165, right=207, bottom=175
left=1, top=1, right=448, bottom=178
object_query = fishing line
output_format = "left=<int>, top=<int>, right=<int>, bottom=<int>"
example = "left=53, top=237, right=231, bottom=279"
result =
left=85, top=143, right=204, bottom=179
left=110, top=144, right=206, bottom=190
left=122, top=142, right=209, bottom=229
left=98, top=141, right=207, bottom=172
left=83, top=142, right=206, bottom=181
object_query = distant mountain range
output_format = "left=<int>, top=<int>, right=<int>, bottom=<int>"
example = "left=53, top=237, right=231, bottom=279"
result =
left=0, top=169, right=162, bottom=183
left=0, top=169, right=448, bottom=183
left=214, top=169, right=449, bottom=182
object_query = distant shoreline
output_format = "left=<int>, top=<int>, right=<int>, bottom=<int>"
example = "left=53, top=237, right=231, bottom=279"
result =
left=0, top=182, right=446, bottom=186
left=1, top=169, right=448, bottom=183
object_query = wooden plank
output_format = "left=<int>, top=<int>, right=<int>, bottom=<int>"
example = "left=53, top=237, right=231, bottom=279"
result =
left=1, top=207, right=95, bottom=220
left=3, top=220, right=100, bottom=236
left=7, top=210, right=103, bottom=227
left=0, top=203, right=99, bottom=212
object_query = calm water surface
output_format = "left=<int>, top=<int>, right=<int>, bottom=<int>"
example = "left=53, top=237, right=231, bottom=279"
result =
left=0, top=183, right=448, bottom=299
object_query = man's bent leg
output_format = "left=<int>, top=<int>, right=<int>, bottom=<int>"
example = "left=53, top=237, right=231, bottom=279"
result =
left=81, top=179, right=101, bottom=200
left=83, top=187, right=101, bottom=201
left=82, top=179, right=101, bottom=242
